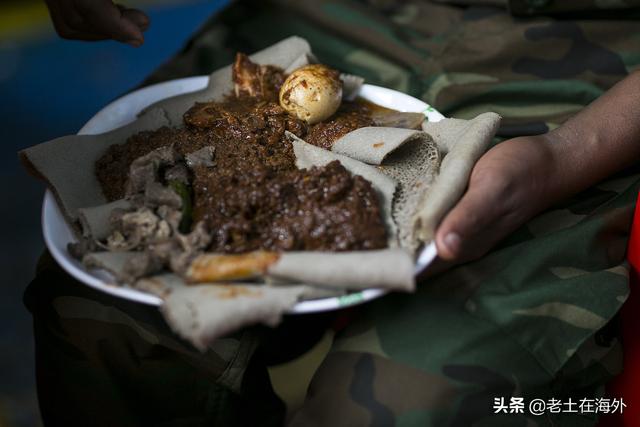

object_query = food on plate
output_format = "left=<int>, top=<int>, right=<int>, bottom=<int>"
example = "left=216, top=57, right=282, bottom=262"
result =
left=232, top=52, right=286, bottom=100
left=85, top=53, right=425, bottom=285
left=186, top=251, right=280, bottom=283
left=279, top=64, right=342, bottom=124
left=192, top=160, right=388, bottom=253
left=304, top=101, right=375, bottom=149
left=19, top=37, right=501, bottom=350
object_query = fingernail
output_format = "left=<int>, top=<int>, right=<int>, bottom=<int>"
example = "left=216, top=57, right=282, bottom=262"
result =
left=444, top=232, right=461, bottom=255
left=126, top=39, right=142, bottom=47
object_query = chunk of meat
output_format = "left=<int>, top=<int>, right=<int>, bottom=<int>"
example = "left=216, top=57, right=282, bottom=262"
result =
left=232, top=53, right=286, bottom=102
left=126, top=146, right=179, bottom=196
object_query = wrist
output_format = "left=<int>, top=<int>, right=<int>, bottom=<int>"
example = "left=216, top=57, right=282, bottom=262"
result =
left=541, top=129, right=571, bottom=198
left=543, top=70, right=640, bottom=197
left=545, top=120, right=605, bottom=201
left=513, top=131, right=570, bottom=214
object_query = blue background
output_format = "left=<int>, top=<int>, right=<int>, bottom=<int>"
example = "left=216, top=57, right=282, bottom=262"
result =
left=0, top=1, right=228, bottom=425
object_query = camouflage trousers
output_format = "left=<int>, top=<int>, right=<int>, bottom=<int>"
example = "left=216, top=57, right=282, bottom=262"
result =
left=26, top=0, right=640, bottom=426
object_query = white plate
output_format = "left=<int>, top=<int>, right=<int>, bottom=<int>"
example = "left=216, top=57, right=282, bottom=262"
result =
left=42, top=77, right=444, bottom=313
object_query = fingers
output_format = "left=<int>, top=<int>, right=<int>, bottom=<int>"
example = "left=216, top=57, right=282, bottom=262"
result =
left=44, top=0, right=95, bottom=40
left=120, top=7, right=150, bottom=32
left=430, top=136, right=558, bottom=267
left=76, top=0, right=146, bottom=45
left=44, top=0, right=149, bottom=46
left=435, top=176, right=506, bottom=262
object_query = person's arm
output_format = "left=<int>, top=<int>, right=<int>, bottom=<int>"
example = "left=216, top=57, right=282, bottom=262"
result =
left=435, top=70, right=640, bottom=261
left=44, top=0, right=149, bottom=46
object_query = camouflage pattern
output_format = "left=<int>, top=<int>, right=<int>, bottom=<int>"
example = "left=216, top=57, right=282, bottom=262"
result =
left=505, top=0, right=640, bottom=16
left=27, top=0, right=640, bottom=425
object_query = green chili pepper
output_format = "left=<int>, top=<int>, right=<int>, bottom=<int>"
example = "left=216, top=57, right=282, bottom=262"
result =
left=169, top=180, right=193, bottom=234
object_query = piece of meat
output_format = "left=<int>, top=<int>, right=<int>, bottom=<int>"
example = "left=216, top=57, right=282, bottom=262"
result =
left=105, top=207, right=171, bottom=251
left=126, top=146, right=179, bottom=196
left=144, top=182, right=182, bottom=209
left=232, top=53, right=286, bottom=101
left=123, top=253, right=164, bottom=282
left=185, top=146, right=215, bottom=169
left=233, top=53, right=262, bottom=98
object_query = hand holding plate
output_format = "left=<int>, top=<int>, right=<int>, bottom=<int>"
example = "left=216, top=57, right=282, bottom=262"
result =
left=435, top=134, right=556, bottom=262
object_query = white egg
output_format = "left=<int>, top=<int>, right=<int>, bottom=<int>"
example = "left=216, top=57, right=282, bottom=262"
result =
left=279, top=64, right=343, bottom=124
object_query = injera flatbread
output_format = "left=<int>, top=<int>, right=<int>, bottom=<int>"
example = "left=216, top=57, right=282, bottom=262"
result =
left=375, top=130, right=441, bottom=251
left=83, top=251, right=144, bottom=284
left=19, top=108, right=169, bottom=223
left=268, top=249, right=414, bottom=292
left=415, top=112, right=501, bottom=243
left=78, top=199, right=131, bottom=240
left=326, top=113, right=501, bottom=250
left=331, top=127, right=433, bottom=166
left=185, top=249, right=415, bottom=291
left=137, top=274, right=307, bottom=351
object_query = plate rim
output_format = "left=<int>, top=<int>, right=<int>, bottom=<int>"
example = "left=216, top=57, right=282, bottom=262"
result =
left=42, top=76, right=442, bottom=313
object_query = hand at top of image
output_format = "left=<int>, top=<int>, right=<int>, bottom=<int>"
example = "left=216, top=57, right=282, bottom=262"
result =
left=44, top=0, right=149, bottom=46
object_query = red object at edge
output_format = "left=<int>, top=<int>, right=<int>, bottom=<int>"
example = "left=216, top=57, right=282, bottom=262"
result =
left=599, top=191, right=640, bottom=427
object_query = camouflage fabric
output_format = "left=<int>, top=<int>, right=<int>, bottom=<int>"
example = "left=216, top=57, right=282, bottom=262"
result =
left=505, top=0, right=640, bottom=16
left=27, top=0, right=640, bottom=426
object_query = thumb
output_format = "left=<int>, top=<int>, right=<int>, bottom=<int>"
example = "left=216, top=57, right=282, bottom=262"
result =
left=435, top=181, right=501, bottom=262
